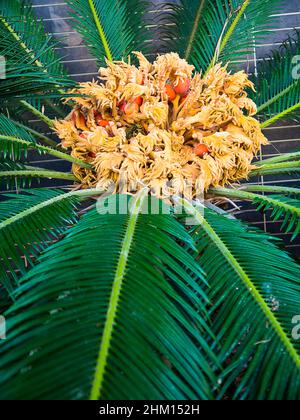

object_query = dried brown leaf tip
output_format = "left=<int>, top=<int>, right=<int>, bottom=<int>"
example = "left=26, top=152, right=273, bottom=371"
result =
left=54, top=53, right=267, bottom=199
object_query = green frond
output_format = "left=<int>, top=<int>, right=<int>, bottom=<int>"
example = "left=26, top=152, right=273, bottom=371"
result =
left=254, top=152, right=300, bottom=167
left=0, top=194, right=218, bottom=400
left=0, top=114, right=91, bottom=169
left=210, top=187, right=300, bottom=240
left=0, top=169, right=76, bottom=190
left=0, top=114, right=36, bottom=160
left=250, top=161, right=300, bottom=177
left=66, top=0, right=152, bottom=65
left=172, top=0, right=281, bottom=72
left=0, top=188, right=104, bottom=299
left=240, top=185, right=300, bottom=196
left=0, top=0, right=74, bottom=120
left=177, top=198, right=300, bottom=400
left=0, top=160, right=29, bottom=189
left=9, top=119, right=59, bottom=148
left=253, top=32, right=300, bottom=127
left=0, top=0, right=66, bottom=74
left=0, top=0, right=72, bottom=96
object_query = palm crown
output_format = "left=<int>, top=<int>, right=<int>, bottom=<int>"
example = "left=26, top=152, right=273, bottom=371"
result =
left=0, top=0, right=299, bottom=400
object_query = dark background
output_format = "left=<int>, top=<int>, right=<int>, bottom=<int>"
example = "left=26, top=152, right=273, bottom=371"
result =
left=24, top=1, right=300, bottom=257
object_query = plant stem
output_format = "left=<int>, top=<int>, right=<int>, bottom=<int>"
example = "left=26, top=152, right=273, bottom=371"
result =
left=0, top=135, right=91, bottom=169
left=254, top=152, right=300, bottom=166
left=0, top=170, right=76, bottom=182
left=261, top=102, right=300, bottom=128
left=90, top=188, right=149, bottom=401
left=12, top=119, right=58, bottom=148
left=240, top=185, right=300, bottom=195
left=20, top=100, right=55, bottom=128
left=209, top=186, right=300, bottom=215
left=250, top=161, right=300, bottom=176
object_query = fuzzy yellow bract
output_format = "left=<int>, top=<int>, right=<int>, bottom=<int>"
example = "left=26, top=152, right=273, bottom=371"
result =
left=54, top=52, right=268, bottom=199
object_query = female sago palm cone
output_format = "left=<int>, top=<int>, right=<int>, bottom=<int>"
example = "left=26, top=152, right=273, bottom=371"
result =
left=55, top=53, right=266, bottom=198
left=1, top=0, right=300, bottom=402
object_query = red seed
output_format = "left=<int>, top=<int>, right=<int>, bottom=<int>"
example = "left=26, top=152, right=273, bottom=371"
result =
left=165, top=84, right=176, bottom=101
left=88, top=151, right=97, bottom=158
left=194, top=143, right=210, bottom=158
left=133, top=96, right=143, bottom=106
left=95, top=113, right=109, bottom=127
left=174, top=78, right=190, bottom=96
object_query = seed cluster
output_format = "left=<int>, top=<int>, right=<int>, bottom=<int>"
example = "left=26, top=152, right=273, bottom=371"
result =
left=55, top=52, right=268, bottom=199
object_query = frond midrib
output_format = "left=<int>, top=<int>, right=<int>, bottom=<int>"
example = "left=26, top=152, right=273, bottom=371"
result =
left=0, top=169, right=76, bottom=181
left=0, top=15, right=44, bottom=69
left=250, top=160, right=300, bottom=176
left=184, top=0, right=206, bottom=61
left=89, top=188, right=149, bottom=400
left=178, top=197, right=300, bottom=372
left=261, top=102, right=300, bottom=128
left=210, top=187, right=300, bottom=217
left=240, top=185, right=300, bottom=195
left=254, top=152, right=300, bottom=166
left=87, top=0, right=113, bottom=61
left=0, top=134, right=91, bottom=168
left=257, top=80, right=300, bottom=113
left=0, top=13, right=67, bottom=125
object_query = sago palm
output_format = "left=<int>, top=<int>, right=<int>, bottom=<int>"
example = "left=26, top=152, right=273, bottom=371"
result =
left=0, top=0, right=299, bottom=401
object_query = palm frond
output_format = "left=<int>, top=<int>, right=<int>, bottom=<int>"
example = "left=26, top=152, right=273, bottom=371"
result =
left=250, top=161, right=300, bottom=177
left=0, top=193, right=218, bottom=400
left=0, top=160, right=29, bottom=189
left=177, top=198, right=300, bottom=400
left=0, top=0, right=74, bottom=120
left=0, top=114, right=90, bottom=168
left=0, top=65, right=75, bottom=106
left=253, top=32, right=300, bottom=127
left=66, top=0, right=152, bottom=66
left=0, top=188, right=103, bottom=299
left=254, top=152, right=300, bottom=166
left=0, top=114, right=36, bottom=160
left=0, top=168, right=76, bottom=190
left=240, top=185, right=300, bottom=196
left=171, top=0, right=280, bottom=72
left=0, top=0, right=66, bottom=73
left=210, top=187, right=300, bottom=240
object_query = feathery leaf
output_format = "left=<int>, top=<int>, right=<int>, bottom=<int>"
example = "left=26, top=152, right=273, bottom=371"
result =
left=0, top=188, right=104, bottom=299
left=253, top=32, right=300, bottom=127
left=177, top=198, right=300, bottom=400
left=210, top=187, right=300, bottom=240
left=172, top=0, right=281, bottom=72
left=66, top=0, right=152, bottom=65
left=0, top=194, right=217, bottom=400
